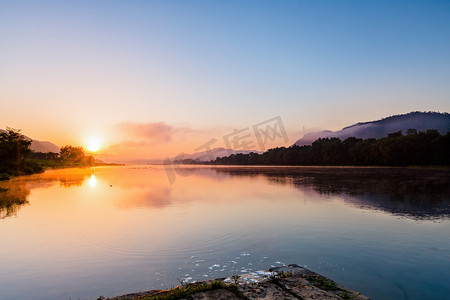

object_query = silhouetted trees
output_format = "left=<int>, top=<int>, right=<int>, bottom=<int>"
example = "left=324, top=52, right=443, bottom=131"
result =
left=28, top=151, right=60, bottom=160
left=60, top=146, right=85, bottom=162
left=53, top=145, right=95, bottom=166
left=211, top=129, right=450, bottom=166
left=0, top=129, right=96, bottom=180
left=0, top=128, right=41, bottom=176
left=0, top=129, right=30, bottom=165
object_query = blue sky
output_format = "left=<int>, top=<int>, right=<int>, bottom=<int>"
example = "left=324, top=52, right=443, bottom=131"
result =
left=0, top=0, right=449, bottom=158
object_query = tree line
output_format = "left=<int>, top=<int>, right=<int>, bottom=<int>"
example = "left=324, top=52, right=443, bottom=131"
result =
left=210, top=129, right=450, bottom=166
left=0, top=128, right=95, bottom=180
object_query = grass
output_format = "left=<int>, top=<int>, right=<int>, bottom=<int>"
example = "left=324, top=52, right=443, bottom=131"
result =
left=128, top=280, right=228, bottom=300
left=30, top=159, right=99, bottom=170
left=0, top=159, right=46, bottom=180
left=307, top=275, right=360, bottom=298
left=0, top=158, right=109, bottom=182
left=0, top=173, right=10, bottom=181
left=277, top=270, right=293, bottom=278
left=231, top=275, right=240, bottom=284
left=269, top=270, right=293, bottom=281
left=307, top=275, right=340, bottom=291
left=339, top=291, right=353, bottom=299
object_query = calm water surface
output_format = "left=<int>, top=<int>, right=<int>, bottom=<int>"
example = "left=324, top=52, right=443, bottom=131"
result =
left=0, top=166, right=449, bottom=300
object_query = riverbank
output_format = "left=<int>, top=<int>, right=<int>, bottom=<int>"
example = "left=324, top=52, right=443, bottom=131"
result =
left=0, top=160, right=123, bottom=181
left=106, top=264, right=369, bottom=300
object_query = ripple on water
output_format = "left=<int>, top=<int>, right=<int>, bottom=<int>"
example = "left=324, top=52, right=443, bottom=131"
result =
left=94, top=230, right=240, bottom=261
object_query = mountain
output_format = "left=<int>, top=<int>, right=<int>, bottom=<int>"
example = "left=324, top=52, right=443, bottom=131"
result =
left=0, top=129, right=61, bottom=153
left=29, top=140, right=60, bottom=153
left=174, top=147, right=262, bottom=162
left=294, top=112, right=450, bottom=146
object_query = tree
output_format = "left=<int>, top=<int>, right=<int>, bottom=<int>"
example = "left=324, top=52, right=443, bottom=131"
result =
left=406, top=128, right=418, bottom=136
left=0, top=128, right=32, bottom=173
left=60, top=146, right=85, bottom=162
left=83, top=155, right=95, bottom=166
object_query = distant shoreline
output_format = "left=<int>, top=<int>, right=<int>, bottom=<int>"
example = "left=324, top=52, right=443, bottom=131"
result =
left=2, top=163, right=448, bottom=182
left=164, top=163, right=450, bottom=169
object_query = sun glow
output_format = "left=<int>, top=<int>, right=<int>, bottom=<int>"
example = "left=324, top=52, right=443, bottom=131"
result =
left=86, top=137, right=101, bottom=152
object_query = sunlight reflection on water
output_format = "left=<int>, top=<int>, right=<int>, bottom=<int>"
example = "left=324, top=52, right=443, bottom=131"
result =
left=88, top=174, right=97, bottom=187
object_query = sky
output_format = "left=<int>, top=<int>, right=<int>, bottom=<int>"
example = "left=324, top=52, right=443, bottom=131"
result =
left=1, top=0, right=449, bottom=162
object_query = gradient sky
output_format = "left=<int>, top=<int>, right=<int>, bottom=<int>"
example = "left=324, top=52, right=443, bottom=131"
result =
left=1, top=0, right=449, bottom=161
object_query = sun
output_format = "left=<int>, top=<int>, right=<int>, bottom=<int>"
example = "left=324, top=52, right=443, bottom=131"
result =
left=86, top=137, right=101, bottom=152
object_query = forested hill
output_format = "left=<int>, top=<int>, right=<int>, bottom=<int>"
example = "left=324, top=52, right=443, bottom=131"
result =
left=294, top=112, right=450, bottom=146
left=211, top=129, right=450, bottom=166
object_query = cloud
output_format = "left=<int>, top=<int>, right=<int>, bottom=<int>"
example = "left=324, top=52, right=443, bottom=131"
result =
left=98, top=121, right=235, bottom=162
left=107, top=140, right=149, bottom=150
left=117, top=122, right=173, bottom=143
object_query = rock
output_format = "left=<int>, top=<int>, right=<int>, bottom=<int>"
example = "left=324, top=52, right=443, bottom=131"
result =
left=190, top=289, right=237, bottom=299
left=275, top=265, right=370, bottom=300
left=237, top=281, right=297, bottom=299
left=108, top=264, right=370, bottom=300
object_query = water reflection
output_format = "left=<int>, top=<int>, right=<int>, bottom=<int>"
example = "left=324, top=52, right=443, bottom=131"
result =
left=213, top=166, right=450, bottom=220
left=1, top=166, right=448, bottom=221
left=0, top=168, right=93, bottom=219
left=0, top=180, right=30, bottom=219
left=115, top=187, right=172, bottom=209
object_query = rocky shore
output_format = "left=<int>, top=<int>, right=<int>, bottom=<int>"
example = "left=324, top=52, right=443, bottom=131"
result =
left=107, top=264, right=369, bottom=300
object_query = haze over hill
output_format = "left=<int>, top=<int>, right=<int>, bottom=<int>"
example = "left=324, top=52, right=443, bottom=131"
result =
left=294, top=112, right=450, bottom=146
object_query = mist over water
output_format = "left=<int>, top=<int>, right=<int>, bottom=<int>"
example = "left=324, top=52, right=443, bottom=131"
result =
left=0, top=166, right=449, bottom=300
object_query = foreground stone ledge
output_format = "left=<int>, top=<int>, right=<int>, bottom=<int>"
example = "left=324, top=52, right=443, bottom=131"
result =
left=107, top=264, right=370, bottom=300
